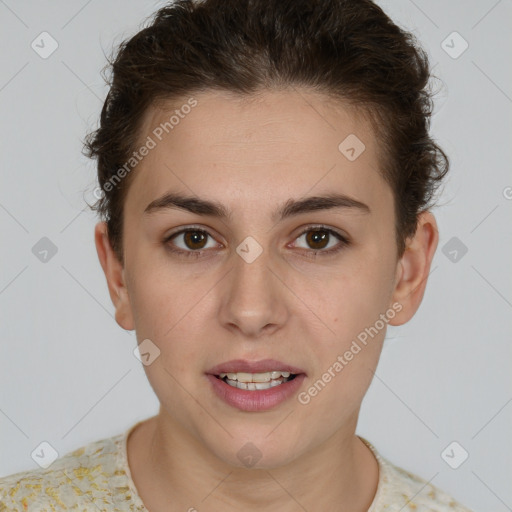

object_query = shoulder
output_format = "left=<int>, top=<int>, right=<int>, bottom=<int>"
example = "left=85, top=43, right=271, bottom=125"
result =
left=384, top=462, right=474, bottom=511
left=360, top=437, right=475, bottom=512
left=0, top=433, right=133, bottom=511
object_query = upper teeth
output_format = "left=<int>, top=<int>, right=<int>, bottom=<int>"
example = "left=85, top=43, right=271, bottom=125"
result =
left=219, top=371, right=291, bottom=382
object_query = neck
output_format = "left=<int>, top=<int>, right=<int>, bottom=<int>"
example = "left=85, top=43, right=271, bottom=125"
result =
left=128, top=413, right=379, bottom=512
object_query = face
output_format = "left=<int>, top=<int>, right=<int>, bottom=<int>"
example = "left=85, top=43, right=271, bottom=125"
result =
left=95, top=88, right=437, bottom=470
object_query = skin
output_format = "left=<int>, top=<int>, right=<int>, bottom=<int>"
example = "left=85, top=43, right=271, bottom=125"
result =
left=94, top=88, right=438, bottom=512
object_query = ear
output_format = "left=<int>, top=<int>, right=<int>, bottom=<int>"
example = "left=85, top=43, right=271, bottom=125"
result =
left=94, top=221, right=135, bottom=331
left=388, top=210, right=439, bottom=326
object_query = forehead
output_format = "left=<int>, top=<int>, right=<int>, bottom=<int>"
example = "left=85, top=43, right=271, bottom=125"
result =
left=126, top=88, right=391, bottom=219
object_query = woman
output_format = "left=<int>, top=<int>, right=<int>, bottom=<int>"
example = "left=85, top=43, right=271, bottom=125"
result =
left=0, top=0, right=474, bottom=510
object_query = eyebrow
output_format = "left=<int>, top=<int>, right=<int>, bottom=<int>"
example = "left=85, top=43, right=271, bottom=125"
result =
left=143, top=191, right=371, bottom=221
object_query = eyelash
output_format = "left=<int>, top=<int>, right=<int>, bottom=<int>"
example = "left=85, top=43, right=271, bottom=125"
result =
left=163, top=225, right=350, bottom=260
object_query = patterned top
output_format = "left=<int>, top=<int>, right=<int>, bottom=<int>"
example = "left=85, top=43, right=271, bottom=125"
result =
left=0, top=421, right=474, bottom=511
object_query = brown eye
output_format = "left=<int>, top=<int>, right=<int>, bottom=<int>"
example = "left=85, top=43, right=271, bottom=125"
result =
left=182, top=230, right=208, bottom=250
left=293, top=226, right=349, bottom=257
left=164, top=228, right=218, bottom=258
left=304, top=229, right=330, bottom=250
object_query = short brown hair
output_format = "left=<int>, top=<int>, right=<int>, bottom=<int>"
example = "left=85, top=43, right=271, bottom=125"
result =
left=84, top=0, right=449, bottom=265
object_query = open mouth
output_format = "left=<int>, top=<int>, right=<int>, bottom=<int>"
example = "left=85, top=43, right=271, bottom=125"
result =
left=216, top=371, right=298, bottom=391
left=207, top=368, right=306, bottom=411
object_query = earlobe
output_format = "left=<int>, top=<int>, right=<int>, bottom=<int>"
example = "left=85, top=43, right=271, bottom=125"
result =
left=388, top=211, right=439, bottom=327
left=94, top=221, right=135, bottom=331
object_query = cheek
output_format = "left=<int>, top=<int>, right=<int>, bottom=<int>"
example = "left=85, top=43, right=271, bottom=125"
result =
left=301, top=249, right=393, bottom=381
left=126, top=266, right=213, bottom=386
left=126, top=252, right=207, bottom=338
left=129, top=274, right=205, bottom=407
left=300, top=280, right=386, bottom=421
left=317, top=253, right=393, bottom=336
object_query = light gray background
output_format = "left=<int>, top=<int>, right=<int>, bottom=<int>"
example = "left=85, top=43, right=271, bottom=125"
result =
left=0, top=1, right=511, bottom=510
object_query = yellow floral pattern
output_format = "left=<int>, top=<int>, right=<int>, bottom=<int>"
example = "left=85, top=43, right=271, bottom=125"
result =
left=0, top=422, right=474, bottom=511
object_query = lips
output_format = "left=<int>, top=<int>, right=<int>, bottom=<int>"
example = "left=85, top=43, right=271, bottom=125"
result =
left=206, top=358, right=306, bottom=376
left=206, top=372, right=307, bottom=411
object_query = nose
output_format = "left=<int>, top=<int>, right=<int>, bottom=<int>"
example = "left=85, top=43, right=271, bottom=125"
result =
left=218, top=245, right=289, bottom=339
